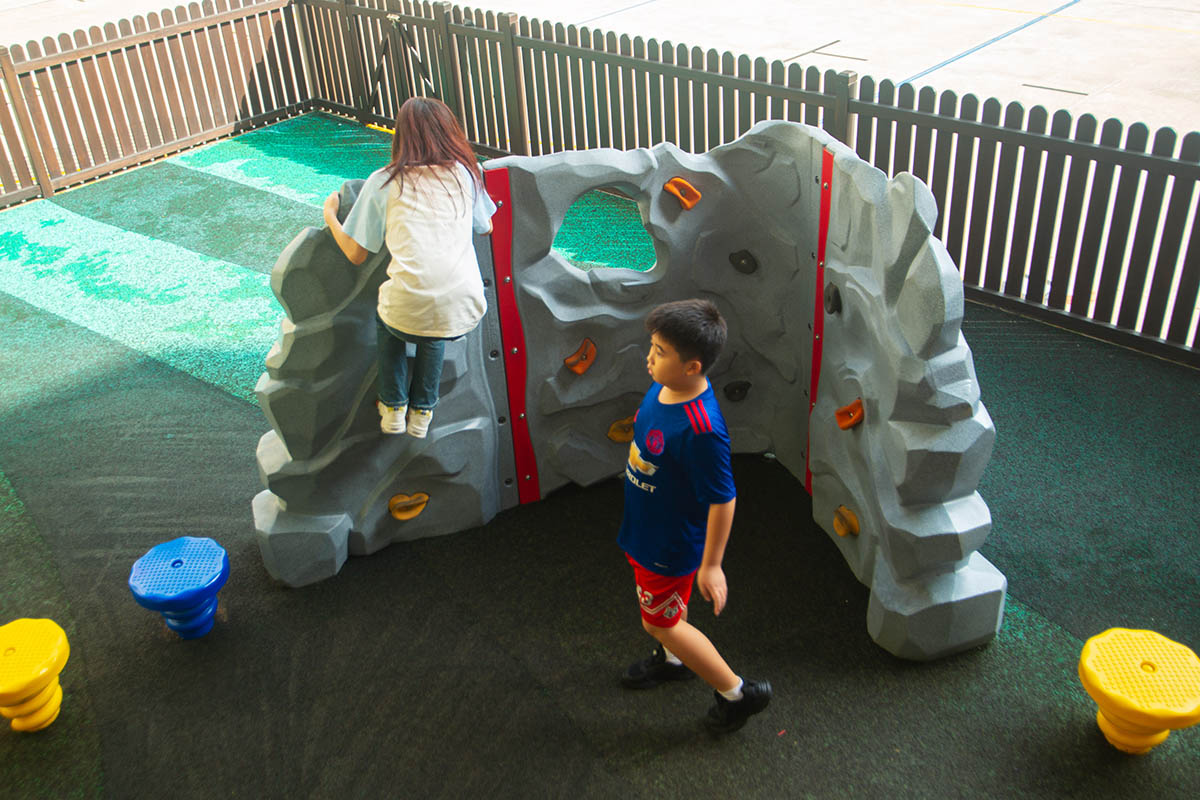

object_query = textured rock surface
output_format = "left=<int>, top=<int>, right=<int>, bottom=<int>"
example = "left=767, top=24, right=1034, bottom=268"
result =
left=253, top=122, right=1005, bottom=660
left=252, top=180, right=516, bottom=587
left=809, top=142, right=1005, bottom=660
left=497, top=121, right=1004, bottom=660
left=490, top=123, right=827, bottom=492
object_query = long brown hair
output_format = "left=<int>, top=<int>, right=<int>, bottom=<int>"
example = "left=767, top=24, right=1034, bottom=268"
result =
left=384, top=97, right=481, bottom=198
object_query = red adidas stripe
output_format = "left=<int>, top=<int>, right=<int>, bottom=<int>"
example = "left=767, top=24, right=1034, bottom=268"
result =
left=685, top=401, right=711, bottom=433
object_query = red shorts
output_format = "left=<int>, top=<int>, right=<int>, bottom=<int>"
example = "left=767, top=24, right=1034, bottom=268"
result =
left=627, top=553, right=696, bottom=628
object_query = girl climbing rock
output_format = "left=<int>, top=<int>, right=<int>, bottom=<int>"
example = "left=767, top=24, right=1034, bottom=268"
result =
left=324, top=97, right=496, bottom=437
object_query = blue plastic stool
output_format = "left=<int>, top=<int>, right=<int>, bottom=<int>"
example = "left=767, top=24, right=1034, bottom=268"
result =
left=129, top=537, right=230, bottom=639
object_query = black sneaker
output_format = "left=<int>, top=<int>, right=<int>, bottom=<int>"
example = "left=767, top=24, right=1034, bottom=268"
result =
left=620, top=645, right=695, bottom=689
left=704, top=679, right=772, bottom=733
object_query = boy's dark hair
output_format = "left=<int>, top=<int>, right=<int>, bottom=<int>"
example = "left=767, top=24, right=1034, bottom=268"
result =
left=645, top=299, right=727, bottom=373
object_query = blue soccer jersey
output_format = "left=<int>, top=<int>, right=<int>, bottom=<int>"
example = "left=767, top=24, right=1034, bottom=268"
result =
left=617, top=381, right=737, bottom=576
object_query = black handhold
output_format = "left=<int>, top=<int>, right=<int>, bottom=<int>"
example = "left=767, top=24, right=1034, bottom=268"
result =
left=728, top=250, right=758, bottom=274
left=724, top=380, right=751, bottom=402
left=824, top=283, right=843, bottom=314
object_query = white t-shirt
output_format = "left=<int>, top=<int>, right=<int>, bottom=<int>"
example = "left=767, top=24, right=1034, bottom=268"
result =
left=344, top=163, right=497, bottom=338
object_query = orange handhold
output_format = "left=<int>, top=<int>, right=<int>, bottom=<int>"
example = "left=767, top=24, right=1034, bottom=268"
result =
left=564, top=338, right=597, bottom=375
left=389, top=492, right=430, bottom=521
left=664, top=177, right=702, bottom=210
left=607, top=415, right=636, bottom=443
left=836, top=398, right=864, bottom=430
left=833, top=505, right=860, bottom=537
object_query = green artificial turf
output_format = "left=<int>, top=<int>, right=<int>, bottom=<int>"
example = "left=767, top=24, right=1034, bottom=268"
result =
left=0, top=471, right=66, bottom=635
left=552, top=189, right=657, bottom=271
left=169, top=113, right=393, bottom=206
left=966, top=304, right=1200, bottom=643
left=0, top=468, right=104, bottom=799
left=50, top=162, right=316, bottom=273
left=0, top=202, right=279, bottom=404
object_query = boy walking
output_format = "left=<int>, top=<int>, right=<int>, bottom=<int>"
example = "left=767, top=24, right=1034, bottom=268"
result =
left=618, top=299, right=772, bottom=733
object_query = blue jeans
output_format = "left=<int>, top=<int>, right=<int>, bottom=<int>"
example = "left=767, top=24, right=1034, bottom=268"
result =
left=376, top=315, right=447, bottom=411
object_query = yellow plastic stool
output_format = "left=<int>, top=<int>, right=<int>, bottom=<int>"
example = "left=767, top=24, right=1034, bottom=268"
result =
left=1078, top=628, right=1200, bottom=754
left=0, top=619, right=70, bottom=733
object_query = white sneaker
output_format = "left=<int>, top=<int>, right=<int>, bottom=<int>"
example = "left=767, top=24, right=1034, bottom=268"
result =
left=378, top=401, right=406, bottom=434
left=406, top=408, right=433, bottom=438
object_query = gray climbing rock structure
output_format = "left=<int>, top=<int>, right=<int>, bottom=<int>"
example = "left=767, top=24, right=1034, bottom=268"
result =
left=252, top=120, right=1005, bottom=660
left=809, top=147, right=1004, bottom=660
left=253, top=179, right=517, bottom=587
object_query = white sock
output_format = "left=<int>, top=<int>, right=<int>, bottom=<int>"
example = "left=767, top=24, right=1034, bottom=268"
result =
left=719, top=678, right=744, bottom=701
left=662, top=646, right=683, bottom=666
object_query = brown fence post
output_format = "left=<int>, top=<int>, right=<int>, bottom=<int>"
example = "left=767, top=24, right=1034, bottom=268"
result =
left=0, top=46, right=54, bottom=199
left=825, top=69, right=857, bottom=146
left=496, top=12, right=528, bottom=155
left=384, top=10, right=414, bottom=106
left=432, top=2, right=461, bottom=117
left=338, top=0, right=371, bottom=120
left=292, top=0, right=319, bottom=107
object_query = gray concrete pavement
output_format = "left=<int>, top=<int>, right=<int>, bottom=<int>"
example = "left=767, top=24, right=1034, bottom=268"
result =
left=0, top=0, right=176, bottom=45
left=467, top=0, right=1200, bottom=137
left=3, top=0, right=1197, bottom=136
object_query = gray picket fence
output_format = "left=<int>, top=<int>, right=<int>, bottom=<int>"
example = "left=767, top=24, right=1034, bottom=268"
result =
left=1, top=0, right=1196, bottom=364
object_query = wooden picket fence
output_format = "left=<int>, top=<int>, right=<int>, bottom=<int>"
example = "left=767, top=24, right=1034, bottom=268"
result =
left=297, top=1, right=1198, bottom=363
left=1, top=0, right=1196, bottom=364
left=850, top=80, right=1200, bottom=360
left=0, top=0, right=309, bottom=206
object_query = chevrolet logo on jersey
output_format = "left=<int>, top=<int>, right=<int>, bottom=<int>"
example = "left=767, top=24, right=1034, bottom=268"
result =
left=626, top=440, right=658, bottom=493
left=627, top=441, right=658, bottom=476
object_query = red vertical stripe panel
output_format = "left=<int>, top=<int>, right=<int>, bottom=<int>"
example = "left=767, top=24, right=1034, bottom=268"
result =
left=805, top=147, right=835, bottom=494
left=483, top=166, right=541, bottom=504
